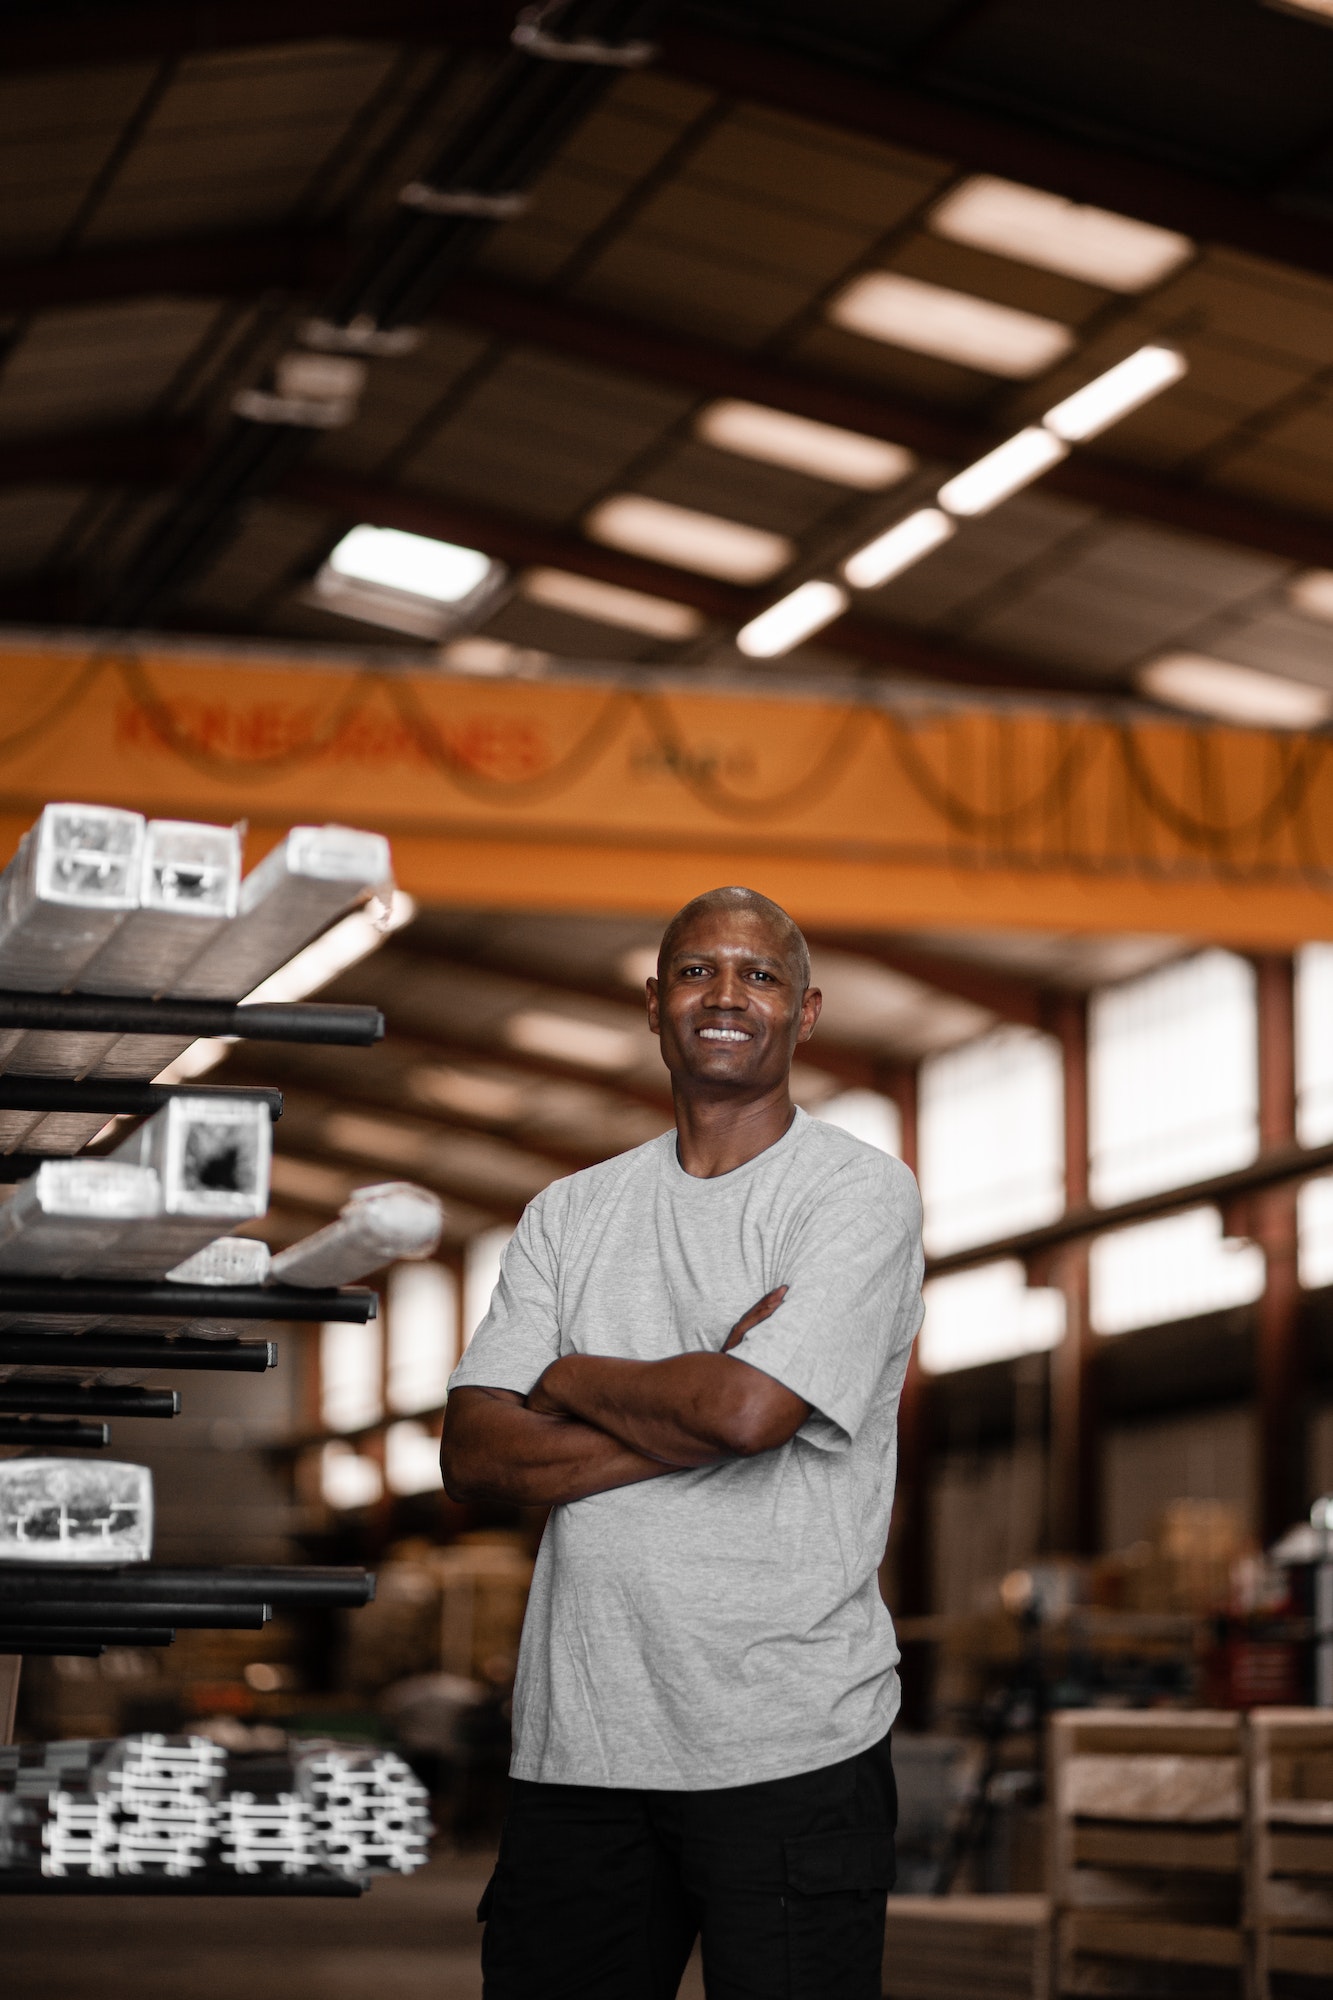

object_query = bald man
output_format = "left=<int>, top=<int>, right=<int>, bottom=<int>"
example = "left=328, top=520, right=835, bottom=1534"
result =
left=441, top=888, right=924, bottom=2000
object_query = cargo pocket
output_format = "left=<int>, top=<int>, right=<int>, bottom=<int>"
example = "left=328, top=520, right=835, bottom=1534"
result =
left=782, top=1830, right=895, bottom=1999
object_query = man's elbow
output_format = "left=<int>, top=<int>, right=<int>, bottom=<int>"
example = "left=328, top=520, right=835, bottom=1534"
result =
left=713, top=1387, right=805, bottom=1457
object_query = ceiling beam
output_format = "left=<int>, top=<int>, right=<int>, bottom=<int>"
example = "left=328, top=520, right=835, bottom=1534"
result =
left=658, top=26, right=1333, bottom=290
left=808, top=932, right=1045, bottom=1029
left=6, top=239, right=1332, bottom=575
left=10, top=7, right=1333, bottom=289
left=0, top=423, right=1100, bottom=696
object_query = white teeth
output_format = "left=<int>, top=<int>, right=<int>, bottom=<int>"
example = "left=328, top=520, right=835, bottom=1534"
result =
left=699, top=1027, right=750, bottom=1041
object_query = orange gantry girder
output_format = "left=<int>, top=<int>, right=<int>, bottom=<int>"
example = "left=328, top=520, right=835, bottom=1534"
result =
left=4, top=633, right=1332, bottom=945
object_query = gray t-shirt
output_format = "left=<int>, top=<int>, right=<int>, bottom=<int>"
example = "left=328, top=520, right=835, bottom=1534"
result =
left=449, top=1107, right=924, bottom=1791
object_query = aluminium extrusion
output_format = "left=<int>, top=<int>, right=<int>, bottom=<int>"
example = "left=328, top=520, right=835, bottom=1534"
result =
left=7, top=822, right=243, bottom=1155
left=84, top=824, right=393, bottom=1091
left=270, top=1182, right=442, bottom=1288
left=0, top=806, right=144, bottom=1072
left=0, top=1161, right=161, bottom=1277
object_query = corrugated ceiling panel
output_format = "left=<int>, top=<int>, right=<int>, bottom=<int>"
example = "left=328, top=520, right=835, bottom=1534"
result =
left=0, top=300, right=221, bottom=435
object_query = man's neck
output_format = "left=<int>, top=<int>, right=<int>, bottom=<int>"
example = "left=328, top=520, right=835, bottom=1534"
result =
left=672, top=1084, right=796, bottom=1180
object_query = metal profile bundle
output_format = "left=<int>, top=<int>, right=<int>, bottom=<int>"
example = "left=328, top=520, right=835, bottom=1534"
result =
left=0, top=1733, right=428, bottom=1891
left=0, top=805, right=402, bottom=1891
left=16, top=821, right=390, bottom=1156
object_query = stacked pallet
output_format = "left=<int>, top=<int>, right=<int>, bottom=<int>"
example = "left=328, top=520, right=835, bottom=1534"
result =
left=1247, top=1710, right=1333, bottom=1996
left=882, top=1894, right=1050, bottom=2000
left=1050, top=1710, right=1247, bottom=1997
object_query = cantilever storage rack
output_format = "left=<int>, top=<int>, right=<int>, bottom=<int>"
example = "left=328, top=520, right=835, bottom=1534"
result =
left=0, top=811, right=399, bottom=1896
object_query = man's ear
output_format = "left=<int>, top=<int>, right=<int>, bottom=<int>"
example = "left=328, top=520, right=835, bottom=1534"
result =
left=796, top=985, right=823, bottom=1044
left=646, top=975, right=661, bottom=1038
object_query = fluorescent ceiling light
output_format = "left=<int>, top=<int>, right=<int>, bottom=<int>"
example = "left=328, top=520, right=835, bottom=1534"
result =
left=412, top=1067, right=527, bottom=1122
left=931, top=175, right=1193, bottom=292
left=737, top=581, right=849, bottom=658
left=843, top=508, right=955, bottom=590
left=442, top=636, right=549, bottom=677
left=1044, top=344, right=1187, bottom=441
left=244, top=890, right=415, bottom=1005
left=697, top=399, right=914, bottom=490
left=520, top=567, right=702, bottom=639
left=586, top=494, right=793, bottom=583
left=937, top=427, right=1069, bottom=517
left=506, top=1008, right=640, bottom=1071
left=329, top=525, right=492, bottom=602
left=1139, top=653, right=1333, bottom=730
left=1290, top=570, right=1333, bottom=622
left=323, top=1111, right=433, bottom=1169
left=828, top=271, right=1074, bottom=378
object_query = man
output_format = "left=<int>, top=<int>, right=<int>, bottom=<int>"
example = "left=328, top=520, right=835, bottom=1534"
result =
left=441, top=886, right=923, bottom=2000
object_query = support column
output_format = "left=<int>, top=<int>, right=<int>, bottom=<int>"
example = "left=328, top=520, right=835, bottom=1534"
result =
left=1046, top=995, right=1098, bottom=1556
left=884, top=1062, right=930, bottom=1722
left=1253, top=954, right=1303, bottom=1543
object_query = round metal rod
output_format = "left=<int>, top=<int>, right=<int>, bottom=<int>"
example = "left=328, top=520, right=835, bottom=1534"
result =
left=0, top=1281, right=375, bottom=1322
left=0, top=1334, right=275, bottom=1371
left=0, top=1417, right=108, bottom=1447
left=0, top=1566, right=372, bottom=1606
left=0, top=1079, right=283, bottom=1116
left=0, top=993, right=383, bottom=1044
left=0, top=1383, right=179, bottom=1417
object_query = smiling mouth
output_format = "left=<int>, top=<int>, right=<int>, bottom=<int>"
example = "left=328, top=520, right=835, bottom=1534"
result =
left=697, top=1026, right=752, bottom=1043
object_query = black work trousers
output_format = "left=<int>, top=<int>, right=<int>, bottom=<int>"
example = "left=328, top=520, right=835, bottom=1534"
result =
left=478, top=1730, right=896, bottom=2000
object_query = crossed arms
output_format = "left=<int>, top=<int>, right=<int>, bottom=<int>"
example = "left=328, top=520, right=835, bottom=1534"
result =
left=439, top=1288, right=812, bottom=1508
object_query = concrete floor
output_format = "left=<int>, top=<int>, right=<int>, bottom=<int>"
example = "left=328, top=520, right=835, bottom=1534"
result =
left=6, top=1850, right=707, bottom=2000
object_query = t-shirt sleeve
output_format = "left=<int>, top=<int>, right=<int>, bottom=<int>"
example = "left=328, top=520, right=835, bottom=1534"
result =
left=448, top=1195, right=562, bottom=1398
left=726, top=1156, right=923, bottom=1451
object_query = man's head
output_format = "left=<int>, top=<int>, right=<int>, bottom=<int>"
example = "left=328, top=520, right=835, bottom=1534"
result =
left=647, top=887, right=821, bottom=1098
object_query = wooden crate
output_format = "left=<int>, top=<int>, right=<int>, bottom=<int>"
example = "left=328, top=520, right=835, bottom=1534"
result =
left=882, top=1894, right=1050, bottom=2000
left=1246, top=1710, right=1333, bottom=1998
left=1050, top=1712, right=1247, bottom=1997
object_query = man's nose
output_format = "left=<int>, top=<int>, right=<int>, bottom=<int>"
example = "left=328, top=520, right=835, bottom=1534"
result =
left=705, top=969, right=748, bottom=1007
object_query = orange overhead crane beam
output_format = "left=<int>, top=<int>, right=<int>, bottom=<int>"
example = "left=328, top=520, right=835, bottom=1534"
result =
left=2, top=634, right=1332, bottom=944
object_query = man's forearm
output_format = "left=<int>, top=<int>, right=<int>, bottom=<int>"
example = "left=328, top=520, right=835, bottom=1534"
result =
left=529, top=1352, right=809, bottom=1465
left=440, top=1385, right=682, bottom=1507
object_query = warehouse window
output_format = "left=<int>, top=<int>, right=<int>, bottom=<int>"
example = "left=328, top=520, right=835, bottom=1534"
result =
left=1299, top=1175, right=1333, bottom=1290
left=815, top=1087, right=901, bottom=1155
left=1089, top=1206, right=1264, bottom=1335
left=1297, top=945, right=1333, bottom=1145
left=1090, top=950, right=1257, bottom=1204
left=320, top=1320, right=382, bottom=1434
left=919, top=1260, right=1064, bottom=1374
left=384, top=1420, right=443, bottom=1496
left=387, top=1260, right=456, bottom=1413
left=918, top=1026, right=1063, bottom=1254
left=463, top=1227, right=513, bottom=1348
left=320, top=1441, right=383, bottom=1510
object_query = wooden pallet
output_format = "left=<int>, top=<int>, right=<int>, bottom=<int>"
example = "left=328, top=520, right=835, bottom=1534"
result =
left=882, top=1894, right=1050, bottom=2000
left=1050, top=1713, right=1248, bottom=1998
left=1246, top=1710, right=1333, bottom=1998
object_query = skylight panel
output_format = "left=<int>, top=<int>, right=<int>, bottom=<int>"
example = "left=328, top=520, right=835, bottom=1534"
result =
left=827, top=272, right=1074, bottom=378
left=931, top=176, right=1193, bottom=292
left=697, top=400, right=914, bottom=490
left=586, top=495, right=793, bottom=584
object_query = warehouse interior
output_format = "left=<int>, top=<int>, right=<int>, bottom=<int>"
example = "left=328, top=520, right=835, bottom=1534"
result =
left=6, top=1, right=1333, bottom=1995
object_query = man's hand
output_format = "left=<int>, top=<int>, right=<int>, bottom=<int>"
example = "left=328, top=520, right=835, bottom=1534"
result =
left=440, top=1385, right=680, bottom=1508
left=722, top=1285, right=787, bottom=1350
left=525, top=1287, right=809, bottom=1468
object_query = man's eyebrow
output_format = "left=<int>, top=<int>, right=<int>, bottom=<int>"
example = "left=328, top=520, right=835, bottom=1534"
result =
left=668, top=947, right=789, bottom=970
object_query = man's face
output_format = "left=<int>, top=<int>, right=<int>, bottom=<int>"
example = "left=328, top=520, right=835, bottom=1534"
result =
left=646, top=910, right=821, bottom=1094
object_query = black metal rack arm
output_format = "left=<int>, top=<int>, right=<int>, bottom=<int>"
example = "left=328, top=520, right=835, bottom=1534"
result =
left=0, top=1333, right=275, bottom=1370
left=0, top=993, right=383, bottom=1045
left=0, top=1418, right=107, bottom=1447
left=0, top=1079, right=283, bottom=1117
left=0, top=1384, right=180, bottom=1417
left=0, top=1602, right=270, bottom=1631
left=0, top=1281, right=376, bottom=1322
left=0, top=1566, right=373, bottom=1608
left=0, top=1873, right=363, bottom=1897
left=0, top=1627, right=175, bottom=1649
